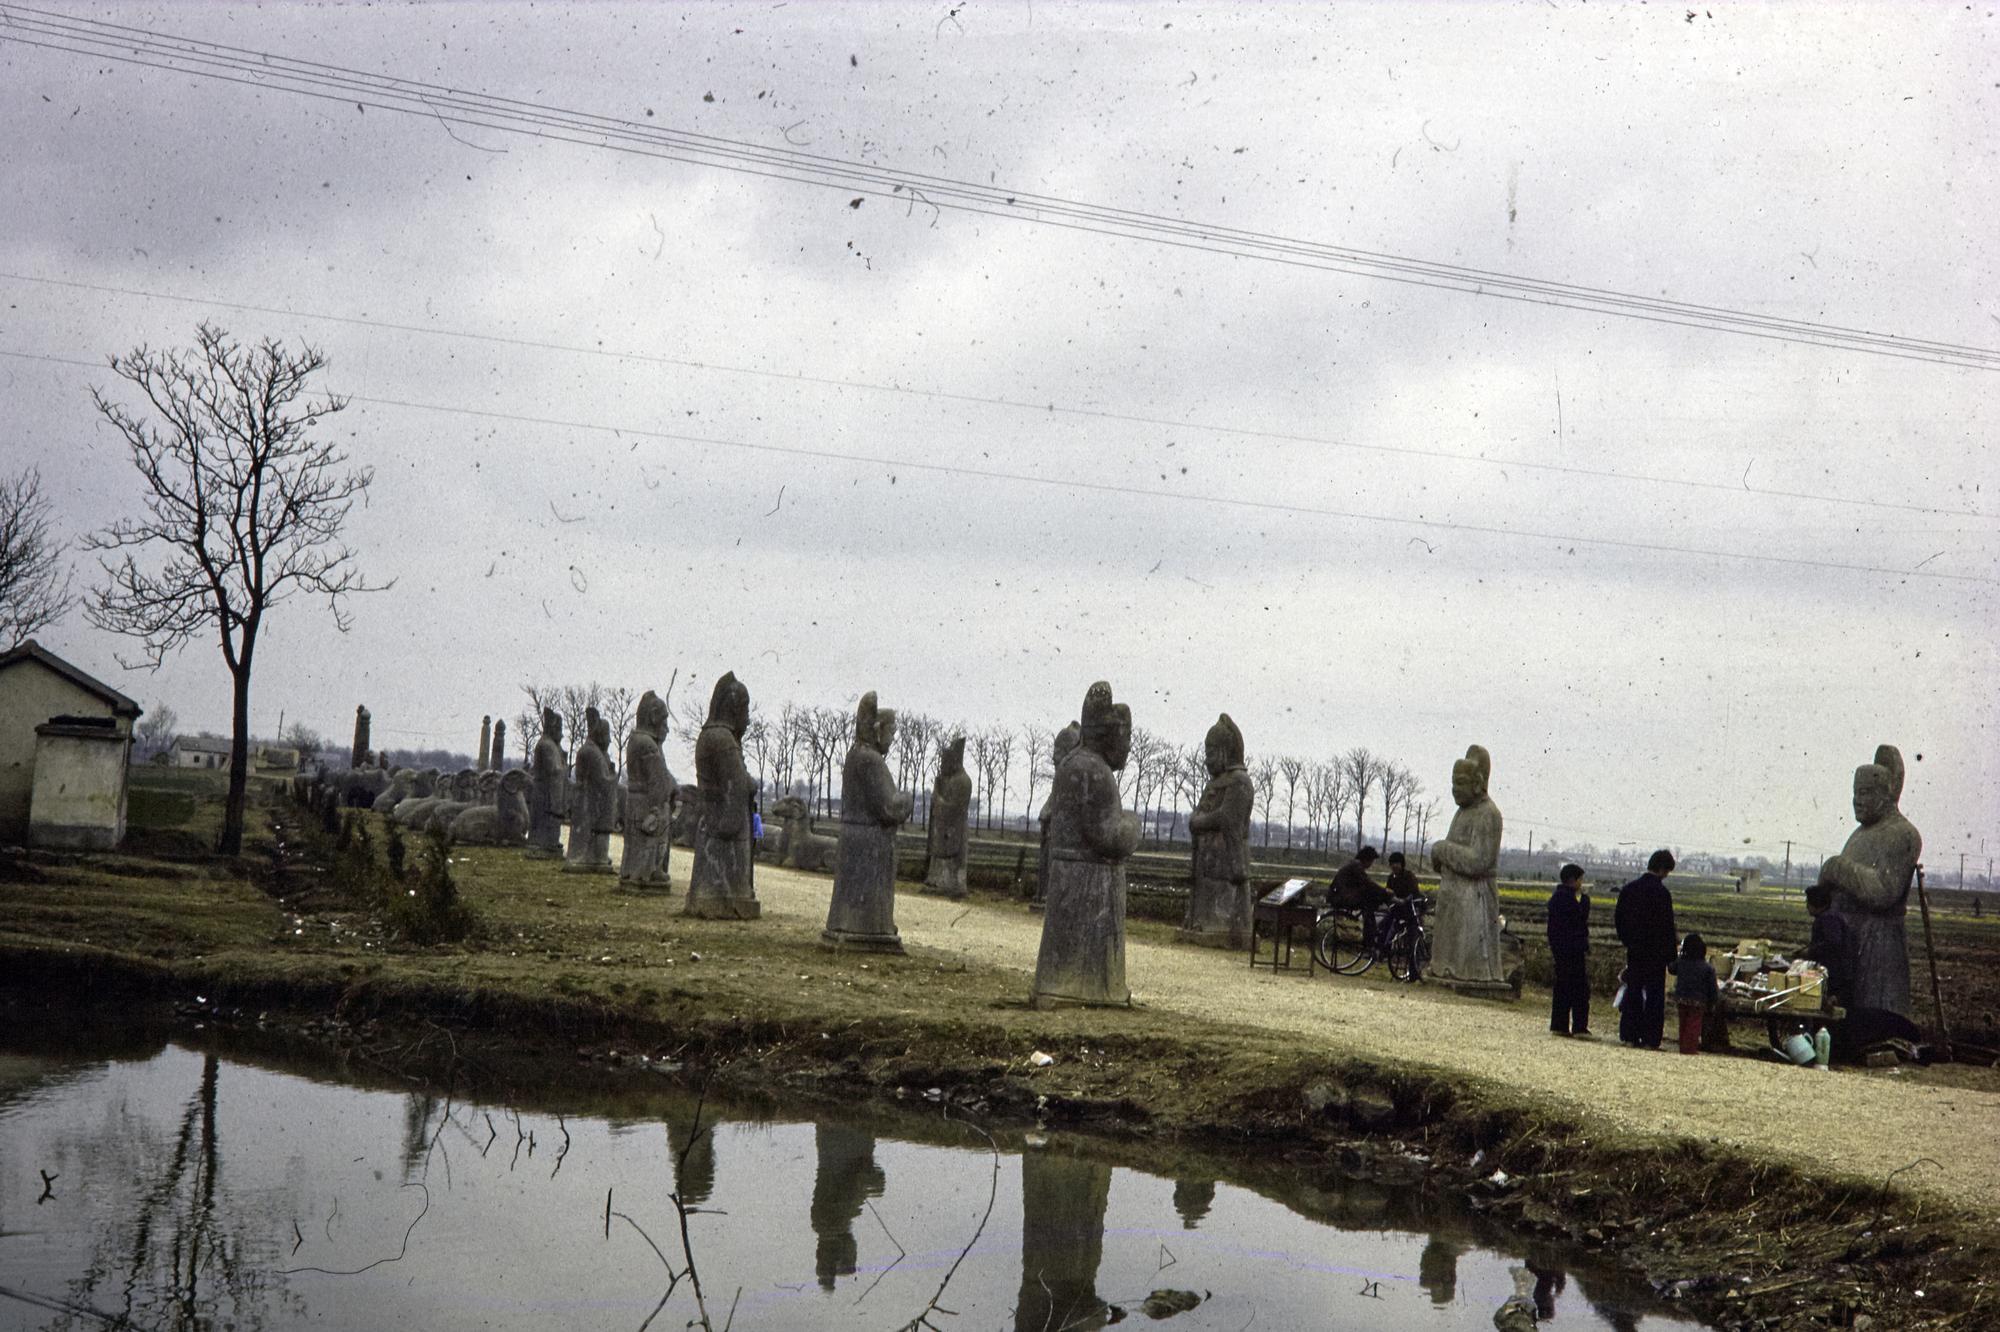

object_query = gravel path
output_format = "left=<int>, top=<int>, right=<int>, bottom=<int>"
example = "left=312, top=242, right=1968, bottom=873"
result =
left=747, top=865, right=1999, bottom=1216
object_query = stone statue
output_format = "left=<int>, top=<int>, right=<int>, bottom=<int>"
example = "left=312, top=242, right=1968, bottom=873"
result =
left=923, top=735, right=973, bottom=899
left=351, top=704, right=370, bottom=769
left=823, top=692, right=913, bottom=951
left=1181, top=713, right=1254, bottom=948
left=772, top=792, right=835, bottom=871
left=1032, top=683, right=1140, bottom=1007
left=526, top=708, right=568, bottom=858
left=1818, top=745, right=1922, bottom=1017
left=685, top=672, right=760, bottom=918
left=490, top=719, right=506, bottom=770
left=372, top=767, right=417, bottom=814
left=422, top=769, right=481, bottom=834
left=564, top=716, right=617, bottom=874
left=619, top=689, right=678, bottom=893
left=1427, top=745, right=1510, bottom=996
left=451, top=769, right=531, bottom=845
left=1032, top=722, right=1082, bottom=912
left=477, top=716, right=492, bottom=770
left=394, top=768, right=450, bottom=827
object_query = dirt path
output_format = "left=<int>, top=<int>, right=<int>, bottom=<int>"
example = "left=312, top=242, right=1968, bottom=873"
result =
left=745, top=864, right=1999, bottom=1216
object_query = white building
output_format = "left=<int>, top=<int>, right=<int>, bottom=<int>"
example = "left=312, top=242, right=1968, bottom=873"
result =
left=0, top=640, right=142, bottom=849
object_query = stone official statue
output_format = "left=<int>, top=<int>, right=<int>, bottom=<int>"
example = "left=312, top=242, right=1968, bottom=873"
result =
left=1181, top=713, right=1254, bottom=949
left=1031, top=722, right=1082, bottom=912
left=685, top=672, right=760, bottom=918
left=619, top=689, right=678, bottom=892
left=923, top=735, right=973, bottom=899
left=1428, top=744, right=1510, bottom=995
left=1032, top=682, right=1140, bottom=1007
left=527, top=708, right=568, bottom=858
left=564, top=716, right=617, bottom=874
left=1818, top=745, right=1922, bottom=1017
left=823, top=692, right=913, bottom=952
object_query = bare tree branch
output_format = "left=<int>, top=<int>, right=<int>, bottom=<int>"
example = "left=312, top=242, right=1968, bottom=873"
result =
left=0, top=467, right=74, bottom=649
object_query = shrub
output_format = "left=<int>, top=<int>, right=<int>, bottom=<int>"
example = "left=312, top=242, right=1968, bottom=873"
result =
left=388, top=827, right=476, bottom=945
left=385, top=817, right=408, bottom=880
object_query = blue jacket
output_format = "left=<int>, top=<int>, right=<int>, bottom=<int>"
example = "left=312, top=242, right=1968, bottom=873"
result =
left=1545, top=887, right=1591, bottom=956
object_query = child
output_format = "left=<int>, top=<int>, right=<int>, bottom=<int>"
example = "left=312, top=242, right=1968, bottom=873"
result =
left=1669, top=932, right=1720, bottom=1055
left=1545, top=863, right=1592, bottom=1037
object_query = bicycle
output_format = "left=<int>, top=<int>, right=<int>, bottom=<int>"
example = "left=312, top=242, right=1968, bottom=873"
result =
left=1313, top=896, right=1434, bottom=979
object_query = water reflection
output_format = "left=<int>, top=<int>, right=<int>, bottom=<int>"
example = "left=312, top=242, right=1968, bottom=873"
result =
left=0, top=1036, right=1709, bottom=1332
left=808, top=1125, right=884, bottom=1290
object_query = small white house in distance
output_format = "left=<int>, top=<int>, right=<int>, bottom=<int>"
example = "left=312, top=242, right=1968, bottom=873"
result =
left=0, top=640, right=142, bottom=848
left=167, top=735, right=234, bottom=770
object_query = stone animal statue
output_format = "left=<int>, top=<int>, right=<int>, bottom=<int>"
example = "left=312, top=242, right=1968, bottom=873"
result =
left=452, top=768, right=531, bottom=845
left=771, top=793, right=836, bottom=872
left=372, top=767, right=418, bottom=814
left=422, top=769, right=482, bottom=835
left=392, top=769, right=446, bottom=824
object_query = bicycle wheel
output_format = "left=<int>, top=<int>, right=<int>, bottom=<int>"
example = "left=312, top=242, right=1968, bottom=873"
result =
left=1385, top=923, right=1417, bottom=981
left=1314, top=911, right=1373, bottom=975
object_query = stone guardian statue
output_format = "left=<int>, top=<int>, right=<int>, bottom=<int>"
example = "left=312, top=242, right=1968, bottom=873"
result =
left=564, top=716, right=617, bottom=874
left=684, top=672, right=761, bottom=919
left=619, top=689, right=679, bottom=893
left=1427, top=745, right=1510, bottom=996
left=1032, top=683, right=1140, bottom=1007
left=1818, top=745, right=1922, bottom=1017
left=1031, top=722, right=1081, bottom=912
left=526, top=708, right=568, bottom=858
left=822, top=692, right=913, bottom=952
left=922, top=735, right=973, bottom=899
left=1181, top=713, right=1254, bottom=948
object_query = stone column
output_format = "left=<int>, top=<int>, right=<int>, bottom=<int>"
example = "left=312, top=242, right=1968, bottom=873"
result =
left=350, top=705, right=370, bottom=769
left=476, top=716, right=492, bottom=771
left=490, top=719, right=506, bottom=771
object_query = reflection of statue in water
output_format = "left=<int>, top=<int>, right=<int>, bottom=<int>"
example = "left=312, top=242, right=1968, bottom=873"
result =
left=1172, top=1177, right=1215, bottom=1229
left=808, top=1124, right=886, bottom=1291
left=1015, top=1151, right=1112, bottom=1332
left=1417, top=1235, right=1462, bottom=1305
left=1032, top=683, right=1140, bottom=1007
left=1031, top=723, right=1082, bottom=912
left=664, top=1115, right=717, bottom=1208
left=1181, top=713, right=1254, bottom=948
left=1818, top=744, right=1923, bottom=1017
left=823, top=692, right=913, bottom=952
left=1428, top=745, right=1510, bottom=995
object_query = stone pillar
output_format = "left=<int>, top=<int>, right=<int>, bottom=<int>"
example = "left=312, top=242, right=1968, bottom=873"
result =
left=350, top=705, right=371, bottom=768
left=477, top=716, right=492, bottom=770
left=490, top=719, right=506, bottom=771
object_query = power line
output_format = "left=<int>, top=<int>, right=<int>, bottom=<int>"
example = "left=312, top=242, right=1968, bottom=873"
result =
left=7, top=269, right=1986, bottom=521
left=7, top=344, right=1991, bottom=586
left=5, top=5, right=1997, bottom=371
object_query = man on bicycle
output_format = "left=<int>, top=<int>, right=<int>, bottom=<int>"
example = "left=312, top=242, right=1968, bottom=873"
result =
left=1327, top=847, right=1389, bottom=947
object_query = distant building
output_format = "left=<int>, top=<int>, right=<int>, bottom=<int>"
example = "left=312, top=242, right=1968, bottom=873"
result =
left=0, top=640, right=142, bottom=848
left=167, top=735, right=234, bottom=770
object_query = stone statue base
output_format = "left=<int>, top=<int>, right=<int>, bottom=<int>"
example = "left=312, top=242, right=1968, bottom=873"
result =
left=1175, top=925, right=1247, bottom=950
left=820, top=927, right=905, bottom=954
left=1433, top=975, right=1518, bottom=1001
left=683, top=898, right=761, bottom=920
left=921, top=858, right=968, bottom=899
left=1030, top=990, right=1131, bottom=1011
left=562, top=861, right=616, bottom=876
left=617, top=877, right=673, bottom=895
left=522, top=846, right=564, bottom=860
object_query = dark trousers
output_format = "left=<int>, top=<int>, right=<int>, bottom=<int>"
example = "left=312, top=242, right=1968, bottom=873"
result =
left=1620, top=961, right=1668, bottom=1047
left=1549, top=952, right=1591, bottom=1034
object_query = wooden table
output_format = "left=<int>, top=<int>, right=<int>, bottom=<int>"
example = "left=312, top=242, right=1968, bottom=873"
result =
left=1250, top=900, right=1320, bottom=974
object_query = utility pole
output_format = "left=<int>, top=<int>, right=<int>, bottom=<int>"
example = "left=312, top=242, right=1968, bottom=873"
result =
left=1961, top=853, right=1968, bottom=891
left=1782, top=840, right=1792, bottom=886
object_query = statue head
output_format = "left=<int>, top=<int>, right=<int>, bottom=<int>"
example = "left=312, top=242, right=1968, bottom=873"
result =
left=854, top=692, right=882, bottom=752
left=588, top=716, right=611, bottom=751
left=1450, top=745, right=1491, bottom=807
left=1852, top=745, right=1904, bottom=826
left=454, top=769, right=479, bottom=798
left=542, top=708, right=562, bottom=742
left=876, top=707, right=897, bottom=754
left=1053, top=721, right=1082, bottom=768
left=479, top=770, right=500, bottom=799
left=1203, top=713, right=1244, bottom=775
left=1080, top=681, right=1133, bottom=771
left=705, top=672, right=750, bottom=738
left=940, top=735, right=966, bottom=776
left=637, top=689, right=669, bottom=739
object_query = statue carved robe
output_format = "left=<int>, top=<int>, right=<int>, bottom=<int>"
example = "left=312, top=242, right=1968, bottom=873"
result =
left=823, top=693, right=912, bottom=951
left=620, top=690, right=678, bottom=892
left=923, top=736, right=973, bottom=899
left=1819, top=746, right=1921, bottom=1017
left=1428, top=745, right=1509, bottom=993
left=685, top=673, right=760, bottom=919
left=564, top=719, right=617, bottom=874
left=1032, top=723, right=1081, bottom=913
left=1181, top=713, right=1254, bottom=949
left=526, top=710, right=568, bottom=857
left=1033, top=683, right=1139, bottom=1007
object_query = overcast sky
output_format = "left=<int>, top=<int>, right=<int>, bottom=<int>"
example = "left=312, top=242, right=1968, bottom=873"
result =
left=3, top=1, right=1994, bottom=866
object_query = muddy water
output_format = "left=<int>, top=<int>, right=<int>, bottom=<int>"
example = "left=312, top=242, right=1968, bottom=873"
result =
left=0, top=1035, right=1708, bottom=1331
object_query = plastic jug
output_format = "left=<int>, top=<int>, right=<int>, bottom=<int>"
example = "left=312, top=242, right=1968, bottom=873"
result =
left=1813, top=1026, right=1832, bottom=1070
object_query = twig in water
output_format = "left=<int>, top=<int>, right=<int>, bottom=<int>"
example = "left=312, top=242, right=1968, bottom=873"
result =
left=291, top=1219, right=304, bottom=1254
left=605, top=1188, right=613, bottom=1239
left=325, top=1197, right=339, bottom=1241
left=551, top=1113, right=572, bottom=1178
left=852, top=1200, right=908, bottom=1305
left=1157, top=1242, right=1177, bottom=1272
left=670, top=1075, right=718, bottom=1330
left=481, top=1111, right=497, bottom=1158
left=36, top=1170, right=57, bottom=1204
left=510, top=1108, right=528, bottom=1170
left=281, top=1183, right=430, bottom=1276
left=897, top=1108, right=1000, bottom=1330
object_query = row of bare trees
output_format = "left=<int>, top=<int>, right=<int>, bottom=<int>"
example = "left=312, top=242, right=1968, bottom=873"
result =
left=1250, top=747, right=1437, bottom=856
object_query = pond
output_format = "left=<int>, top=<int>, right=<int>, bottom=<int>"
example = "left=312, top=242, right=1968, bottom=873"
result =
left=0, top=1032, right=1709, bottom=1331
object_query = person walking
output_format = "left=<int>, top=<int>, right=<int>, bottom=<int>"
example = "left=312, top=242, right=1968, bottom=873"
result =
left=1546, top=863, right=1593, bottom=1037
left=1670, top=932, right=1720, bottom=1054
left=1613, top=849, right=1678, bottom=1049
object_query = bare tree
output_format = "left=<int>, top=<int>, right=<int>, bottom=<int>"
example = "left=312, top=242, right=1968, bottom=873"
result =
left=602, top=685, right=637, bottom=768
left=969, top=728, right=997, bottom=831
left=1251, top=756, right=1278, bottom=848
left=281, top=720, right=327, bottom=760
left=85, top=324, right=384, bottom=854
left=556, top=682, right=604, bottom=758
left=1171, top=744, right=1207, bottom=845
left=1019, top=723, right=1051, bottom=836
left=1276, top=755, right=1306, bottom=851
left=990, top=727, right=1015, bottom=832
left=1399, top=772, right=1424, bottom=854
left=1321, top=759, right=1354, bottom=855
left=1380, top=761, right=1415, bottom=852
left=515, top=706, right=541, bottom=764
left=1341, top=747, right=1382, bottom=852
left=0, top=467, right=72, bottom=649
left=134, top=701, right=179, bottom=760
